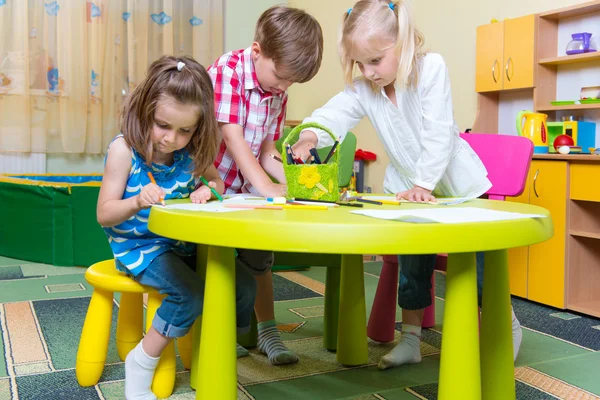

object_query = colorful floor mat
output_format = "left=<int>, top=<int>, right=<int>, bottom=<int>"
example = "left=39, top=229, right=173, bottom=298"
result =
left=0, top=255, right=598, bottom=399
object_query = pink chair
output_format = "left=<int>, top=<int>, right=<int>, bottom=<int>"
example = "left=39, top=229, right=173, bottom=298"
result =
left=367, top=132, right=534, bottom=342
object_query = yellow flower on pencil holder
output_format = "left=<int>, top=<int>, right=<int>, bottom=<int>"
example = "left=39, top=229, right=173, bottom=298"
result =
left=298, top=166, right=321, bottom=189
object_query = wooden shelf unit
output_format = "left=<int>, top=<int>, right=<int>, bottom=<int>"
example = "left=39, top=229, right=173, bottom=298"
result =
left=536, top=103, right=600, bottom=112
left=472, top=0, right=600, bottom=132
left=566, top=198, right=600, bottom=318
left=539, top=51, right=600, bottom=66
left=539, top=0, right=600, bottom=20
left=474, top=1, right=600, bottom=317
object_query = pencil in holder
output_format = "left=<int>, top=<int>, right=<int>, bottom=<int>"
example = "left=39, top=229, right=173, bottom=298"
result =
left=281, top=122, right=340, bottom=202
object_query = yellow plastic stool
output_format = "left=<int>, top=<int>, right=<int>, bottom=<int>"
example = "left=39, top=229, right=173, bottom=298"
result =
left=76, top=260, right=193, bottom=398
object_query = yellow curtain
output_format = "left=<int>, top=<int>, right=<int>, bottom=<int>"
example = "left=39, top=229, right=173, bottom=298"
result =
left=0, top=0, right=223, bottom=154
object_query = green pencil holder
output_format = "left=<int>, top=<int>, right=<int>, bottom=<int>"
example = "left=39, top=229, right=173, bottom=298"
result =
left=282, top=122, right=340, bottom=202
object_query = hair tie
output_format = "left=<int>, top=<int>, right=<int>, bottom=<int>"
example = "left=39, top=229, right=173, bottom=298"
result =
left=347, top=8, right=352, bottom=15
left=177, top=61, right=185, bottom=71
left=389, top=2, right=395, bottom=10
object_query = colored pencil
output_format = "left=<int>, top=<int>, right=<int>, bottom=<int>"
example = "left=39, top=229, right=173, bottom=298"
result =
left=269, top=153, right=283, bottom=163
left=294, top=197, right=336, bottom=204
left=376, top=199, right=402, bottom=206
left=282, top=204, right=328, bottom=210
left=335, top=202, right=363, bottom=208
left=356, top=198, right=383, bottom=205
left=199, top=176, right=224, bottom=202
left=146, top=172, right=165, bottom=205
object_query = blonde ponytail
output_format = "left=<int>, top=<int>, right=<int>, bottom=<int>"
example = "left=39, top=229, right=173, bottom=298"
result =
left=391, top=0, right=425, bottom=89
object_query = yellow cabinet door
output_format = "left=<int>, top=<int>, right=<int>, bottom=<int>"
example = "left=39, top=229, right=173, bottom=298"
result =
left=506, top=172, right=531, bottom=298
left=476, top=21, right=504, bottom=92
left=527, top=161, right=567, bottom=308
left=503, top=15, right=536, bottom=90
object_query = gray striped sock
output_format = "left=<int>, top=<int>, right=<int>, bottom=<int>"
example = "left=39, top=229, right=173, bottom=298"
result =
left=257, top=320, right=299, bottom=365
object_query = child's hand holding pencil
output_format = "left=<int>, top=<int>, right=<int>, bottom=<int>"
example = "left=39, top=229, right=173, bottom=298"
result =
left=141, top=172, right=166, bottom=207
left=191, top=176, right=224, bottom=204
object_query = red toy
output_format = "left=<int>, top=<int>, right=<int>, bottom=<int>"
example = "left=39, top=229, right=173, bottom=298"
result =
left=553, top=134, right=575, bottom=151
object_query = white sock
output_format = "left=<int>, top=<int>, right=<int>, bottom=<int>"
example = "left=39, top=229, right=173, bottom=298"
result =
left=512, top=308, right=523, bottom=361
left=125, top=341, right=159, bottom=400
left=378, top=324, right=422, bottom=370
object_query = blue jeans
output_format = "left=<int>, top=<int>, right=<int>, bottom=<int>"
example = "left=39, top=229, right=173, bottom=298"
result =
left=398, top=252, right=485, bottom=310
left=127, top=251, right=256, bottom=338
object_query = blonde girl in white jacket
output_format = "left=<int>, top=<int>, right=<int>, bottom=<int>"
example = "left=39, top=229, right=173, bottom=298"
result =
left=293, top=0, right=522, bottom=370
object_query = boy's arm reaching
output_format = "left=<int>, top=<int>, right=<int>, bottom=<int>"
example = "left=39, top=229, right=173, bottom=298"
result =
left=259, top=139, right=286, bottom=184
left=221, top=123, right=286, bottom=197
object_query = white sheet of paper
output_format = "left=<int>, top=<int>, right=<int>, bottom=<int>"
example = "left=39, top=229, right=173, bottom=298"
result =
left=160, top=196, right=272, bottom=213
left=360, top=195, right=475, bottom=205
left=162, top=203, right=244, bottom=212
left=351, top=207, right=546, bottom=224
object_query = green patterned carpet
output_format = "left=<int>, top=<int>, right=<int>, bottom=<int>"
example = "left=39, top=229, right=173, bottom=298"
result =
left=0, top=256, right=599, bottom=399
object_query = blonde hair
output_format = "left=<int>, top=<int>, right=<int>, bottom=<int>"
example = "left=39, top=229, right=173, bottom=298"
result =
left=119, top=56, right=219, bottom=178
left=339, top=0, right=425, bottom=90
left=255, top=5, right=324, bottom=83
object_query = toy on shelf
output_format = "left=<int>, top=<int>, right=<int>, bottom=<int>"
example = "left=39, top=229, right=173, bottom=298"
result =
left=516, top=110, right=548, bottom=154
left=566, top=32, right=598, bottom=55
left=553, top=134, right=574, bottom=151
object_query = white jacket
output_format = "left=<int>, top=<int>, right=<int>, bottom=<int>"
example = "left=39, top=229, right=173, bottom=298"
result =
left=302, top=53, right=492, bottom=197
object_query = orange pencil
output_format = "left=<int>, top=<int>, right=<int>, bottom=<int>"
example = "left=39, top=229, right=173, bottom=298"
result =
left=147, top=172, right=165, bottom=206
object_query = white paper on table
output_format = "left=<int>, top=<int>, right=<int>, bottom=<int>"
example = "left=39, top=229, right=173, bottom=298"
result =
left=161, top=203, right=244, bottom=212
left=351, top=207, right=546, bottom=224
left=360, top=195, right=476, bottom=206
left=160, top=196, right=272, bottom=213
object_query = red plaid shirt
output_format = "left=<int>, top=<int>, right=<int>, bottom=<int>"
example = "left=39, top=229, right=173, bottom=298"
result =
left=209, top=47, right=288, bottom=195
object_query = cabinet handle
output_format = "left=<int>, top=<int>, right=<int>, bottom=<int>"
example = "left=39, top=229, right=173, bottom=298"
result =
left=533, top=169, right=540, bottom=197
left=505, top=57, right=513, bottom=82
left=492, top=59, right=499, bottom=83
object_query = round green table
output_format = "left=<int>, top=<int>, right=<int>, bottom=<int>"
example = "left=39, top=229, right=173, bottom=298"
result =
left=148, top=199, right=553, bottom=400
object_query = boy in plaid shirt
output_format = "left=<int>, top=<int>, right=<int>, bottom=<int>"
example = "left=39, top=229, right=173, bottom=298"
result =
left=208, top=5, right=323, bottom=365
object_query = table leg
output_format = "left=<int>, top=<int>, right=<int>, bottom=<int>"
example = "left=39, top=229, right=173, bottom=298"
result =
left=480, top=250, right=516, bottom=400
left=195, top=245, right=237, bottom=400
left=439, top=253, right=481, bottom=400
left=324, top=266, right=340, bottom=352
left=337, top=254, right=368, bottom=366
left=190, top=245, right=207, bottom=390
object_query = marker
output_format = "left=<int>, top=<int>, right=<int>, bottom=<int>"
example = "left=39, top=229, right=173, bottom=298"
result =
left=199, top=176, right=224, bottom=202
left=323, top=136, right=341, bottom=164
left=309, top=148, right=322, bottom=164
left=146, top=172, right=165, bottom=205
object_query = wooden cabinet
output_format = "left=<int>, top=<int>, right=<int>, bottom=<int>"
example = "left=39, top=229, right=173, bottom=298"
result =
left=508, top=160, right=567, bottom=309
left=503, top=15, right=536, bottom=90
left=475, top=15, right=535, bottom=93
left=567, top=162, right=600, bottom=317
left=475, top=21, right=504, bottom=92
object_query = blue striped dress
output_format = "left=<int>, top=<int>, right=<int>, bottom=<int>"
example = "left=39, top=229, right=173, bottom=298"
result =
left=103, top=135, right=197, bottom=276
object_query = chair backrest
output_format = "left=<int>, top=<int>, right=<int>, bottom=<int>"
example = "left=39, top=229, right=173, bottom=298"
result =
left=460, top=132, right=533, bottom=200
left=276, top=129, right=357, bottom=187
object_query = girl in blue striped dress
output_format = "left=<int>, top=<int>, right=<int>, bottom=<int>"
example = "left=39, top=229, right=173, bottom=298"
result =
left=97, top=56, right=256, bottom=400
